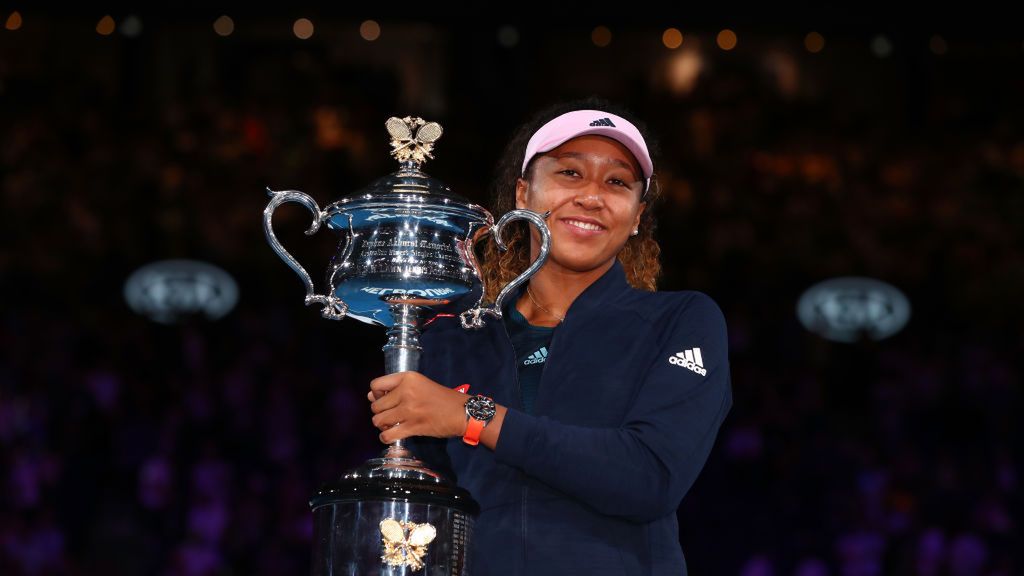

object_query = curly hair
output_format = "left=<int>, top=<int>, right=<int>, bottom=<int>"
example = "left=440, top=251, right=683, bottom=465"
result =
left=478, top=95, right=664, bottom=304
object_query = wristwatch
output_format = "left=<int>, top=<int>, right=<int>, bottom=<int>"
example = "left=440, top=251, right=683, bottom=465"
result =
left=462, top=394, right=496, bottom=446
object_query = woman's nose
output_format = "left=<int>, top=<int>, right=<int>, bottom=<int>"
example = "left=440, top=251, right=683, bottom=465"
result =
left=573, top=192, right=603, bottom=209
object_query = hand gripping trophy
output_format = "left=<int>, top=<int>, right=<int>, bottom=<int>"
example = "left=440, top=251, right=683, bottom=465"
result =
left=263, top=116, right=551, bottom=575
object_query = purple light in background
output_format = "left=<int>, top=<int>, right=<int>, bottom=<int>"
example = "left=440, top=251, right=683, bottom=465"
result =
left=835, top=531, right=884, bottom=576
left=138, top=455, right=173, bottom=510
left=949, top=533, right=988, bottom=576
left=916, top=528, right=946, bottom=576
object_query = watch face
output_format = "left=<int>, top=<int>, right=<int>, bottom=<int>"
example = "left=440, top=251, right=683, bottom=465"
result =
left=466, top=395, right=496, bottom=421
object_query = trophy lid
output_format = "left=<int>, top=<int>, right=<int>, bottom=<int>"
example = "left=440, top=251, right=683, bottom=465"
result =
left=325, top=115, right=486, bottom=214
left=329, top=164, right=472, bottom=206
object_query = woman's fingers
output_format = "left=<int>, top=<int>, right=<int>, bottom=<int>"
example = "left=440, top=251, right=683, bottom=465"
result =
left=379, top=415, right=413, bottom=443
left=371, top=407, right=405, bottom=431
left=369, top=376, right=413, bottom=427
left=369, top=372, right=406, bottom=394
left=370, top=388, right=401, bottom=414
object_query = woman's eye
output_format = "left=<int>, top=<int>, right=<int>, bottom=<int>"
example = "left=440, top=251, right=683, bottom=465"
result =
left=558, top=169, right=579, bottom=177
left=610, top=179, right=627, bottom=187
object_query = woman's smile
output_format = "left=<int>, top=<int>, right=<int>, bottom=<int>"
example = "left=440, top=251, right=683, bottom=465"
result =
left=560, top=216, right=606, bottom=235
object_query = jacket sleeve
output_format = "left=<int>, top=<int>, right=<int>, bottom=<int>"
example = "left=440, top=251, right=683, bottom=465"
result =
left=492, top=293, right=733, bottom=523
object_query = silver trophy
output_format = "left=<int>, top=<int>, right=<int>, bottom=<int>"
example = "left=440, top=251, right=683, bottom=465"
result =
left=263, top=116, right=551, bottom=575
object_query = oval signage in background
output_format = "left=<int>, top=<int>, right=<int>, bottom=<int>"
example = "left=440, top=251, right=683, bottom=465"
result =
left=796, top=276, right=911, bottom=343
left=124, top=259, right=239, bottom=324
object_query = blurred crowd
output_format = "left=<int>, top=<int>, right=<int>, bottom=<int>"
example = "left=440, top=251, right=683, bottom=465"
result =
left=1, top=19, right=1022, bottom=576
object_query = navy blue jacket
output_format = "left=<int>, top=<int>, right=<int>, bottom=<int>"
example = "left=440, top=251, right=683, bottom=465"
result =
left=410, top=260, right=733, bottom=575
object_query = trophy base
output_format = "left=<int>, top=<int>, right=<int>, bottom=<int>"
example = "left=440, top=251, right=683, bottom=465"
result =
left=309, top=444, right=478, bottom=576
left=310, top=497, right=475, bottom=576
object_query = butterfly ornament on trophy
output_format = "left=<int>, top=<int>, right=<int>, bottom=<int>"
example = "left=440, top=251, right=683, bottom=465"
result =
left=379, top=518, right=438, bottom=571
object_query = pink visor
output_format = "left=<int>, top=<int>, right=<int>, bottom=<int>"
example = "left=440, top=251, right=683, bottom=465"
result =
left=521, top=109, right=654, bottom=195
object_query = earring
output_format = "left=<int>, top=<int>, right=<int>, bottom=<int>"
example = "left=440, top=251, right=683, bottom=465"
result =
left=631, top=229, right=639, bottom=236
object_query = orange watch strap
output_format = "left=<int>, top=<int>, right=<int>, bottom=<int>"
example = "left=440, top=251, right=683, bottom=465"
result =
left=463, top=416, right=485, bottom=446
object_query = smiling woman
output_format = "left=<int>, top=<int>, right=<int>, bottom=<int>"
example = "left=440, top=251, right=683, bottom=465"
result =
left=367, top=96, right=733, bottom=576
left=482, top=98, right=664, bottom=306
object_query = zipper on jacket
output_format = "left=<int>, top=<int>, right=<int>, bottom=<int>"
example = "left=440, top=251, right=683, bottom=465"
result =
left=522, top=483, right=528, bottom=569
left=500, top=310, right=525, bottom=412
left=533, top=322, right=561, bottom=413
left=500, top=308, right=528, bottom=569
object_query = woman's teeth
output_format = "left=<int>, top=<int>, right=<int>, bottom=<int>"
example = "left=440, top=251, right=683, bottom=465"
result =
left=564, top=219, right=602, bottom=231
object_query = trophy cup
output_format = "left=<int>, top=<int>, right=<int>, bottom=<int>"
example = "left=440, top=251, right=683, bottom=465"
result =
left=262, top=116, right=551, bottom=575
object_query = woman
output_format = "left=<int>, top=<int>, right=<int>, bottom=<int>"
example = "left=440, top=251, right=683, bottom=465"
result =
left=367, top=96, right=732, bottom=575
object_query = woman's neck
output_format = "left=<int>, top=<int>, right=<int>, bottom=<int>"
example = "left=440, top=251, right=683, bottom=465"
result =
left=515, top=260, right=613, bottom=326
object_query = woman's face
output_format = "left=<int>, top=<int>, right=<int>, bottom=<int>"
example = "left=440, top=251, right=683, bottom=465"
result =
left=515, top=134, right=646, bottom=276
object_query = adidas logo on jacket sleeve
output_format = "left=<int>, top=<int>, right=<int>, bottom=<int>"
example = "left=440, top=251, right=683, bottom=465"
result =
left=669, top=347, right=707, bottom=376
left=651, top=291, right=731, bottom=398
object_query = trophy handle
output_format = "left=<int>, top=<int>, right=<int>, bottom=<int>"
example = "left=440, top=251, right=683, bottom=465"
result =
left=263, top=187, right=348, bottom=320
left=460, top=209, right=552, bottom=329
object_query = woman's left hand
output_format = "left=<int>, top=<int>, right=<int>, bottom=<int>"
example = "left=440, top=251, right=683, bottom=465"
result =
left=368, top=371, right=467, bottom=443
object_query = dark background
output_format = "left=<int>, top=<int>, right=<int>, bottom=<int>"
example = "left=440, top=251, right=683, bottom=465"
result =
left=1, top=6, right=1022, bottom=576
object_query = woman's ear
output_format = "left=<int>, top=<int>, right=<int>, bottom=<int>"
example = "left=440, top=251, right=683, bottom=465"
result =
left=515, top=178, right=528, bottom=210
left=633, top=201, right=646, bottom=231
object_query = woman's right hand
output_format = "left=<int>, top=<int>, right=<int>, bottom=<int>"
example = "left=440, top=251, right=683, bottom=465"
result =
left=365, top=371, right=470, bottom=442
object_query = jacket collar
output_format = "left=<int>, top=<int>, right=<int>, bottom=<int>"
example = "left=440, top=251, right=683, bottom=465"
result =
left=502, top=259, right=632, bottom=323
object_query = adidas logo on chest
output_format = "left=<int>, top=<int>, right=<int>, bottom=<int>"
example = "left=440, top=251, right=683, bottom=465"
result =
left=524, top=346, right=548, bottom=365
left=669, top=347, right=707, bottom=376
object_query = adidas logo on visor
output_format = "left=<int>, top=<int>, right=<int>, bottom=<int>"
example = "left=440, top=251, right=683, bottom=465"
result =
left=589, top=117, right=616, bottom=127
